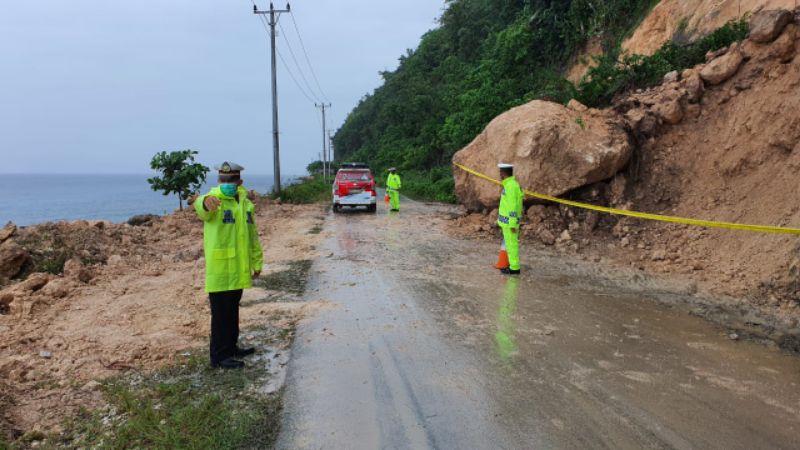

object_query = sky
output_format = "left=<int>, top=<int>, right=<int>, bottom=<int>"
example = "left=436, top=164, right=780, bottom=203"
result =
left=0, top=0, right=446, bottom=176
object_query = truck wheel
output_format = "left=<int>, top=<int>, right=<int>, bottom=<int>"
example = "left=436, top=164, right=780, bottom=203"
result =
left=369, top=204, right=377, bottom=213
left=333, top=204, right=340, bottom=213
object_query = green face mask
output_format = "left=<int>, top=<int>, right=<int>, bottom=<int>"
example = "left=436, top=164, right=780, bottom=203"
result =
left=220, top=183, right=238, bottom=197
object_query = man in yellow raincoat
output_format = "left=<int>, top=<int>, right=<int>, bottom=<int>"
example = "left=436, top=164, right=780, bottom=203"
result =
left=194, top=162, right=264, bottom=369
left=386, top=168, right=402, bottom=212
left=497, top=163, right=523, bottom=275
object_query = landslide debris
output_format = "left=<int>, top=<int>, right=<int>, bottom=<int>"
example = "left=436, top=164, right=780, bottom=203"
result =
left=0, top=199, right=324, bottom=442
left=450, top=8, right=800, bottom=333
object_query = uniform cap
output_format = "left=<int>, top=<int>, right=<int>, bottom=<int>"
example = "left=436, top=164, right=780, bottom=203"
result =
left=388, top=167, right=397, bottom=171
left=497, top=163, right=514, bottom=169
left=214, top=161, right=245, bottom=173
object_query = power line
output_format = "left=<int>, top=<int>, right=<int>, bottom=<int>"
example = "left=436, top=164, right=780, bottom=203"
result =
left=249, top=1, right=318, bottom=105
left=289, top=12, right=331, bottom=103
left=277, top=21, right=323, bottom=102
left=277, top=48, right=319, bottom=104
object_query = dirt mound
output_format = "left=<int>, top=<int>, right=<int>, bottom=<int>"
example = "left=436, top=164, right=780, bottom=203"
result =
left=0, top=200, right=325, bottom=439
left=452, top=100, right=631, bottom=210
left=450, top=9, right=800, bottom=330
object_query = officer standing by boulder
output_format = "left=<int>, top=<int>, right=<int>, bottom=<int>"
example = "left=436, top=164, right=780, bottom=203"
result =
left=497, top=163, right=523, bottom=275
left=386, top=168, right=402, bottom=212
left=194, top=162, right=263, bottom=369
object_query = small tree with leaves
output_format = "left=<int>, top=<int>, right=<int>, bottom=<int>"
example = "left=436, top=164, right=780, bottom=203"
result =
left=147, top=150, right=209, bottom=210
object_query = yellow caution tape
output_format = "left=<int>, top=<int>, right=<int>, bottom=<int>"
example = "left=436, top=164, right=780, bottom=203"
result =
left=454, top=163, right=800, bottom=235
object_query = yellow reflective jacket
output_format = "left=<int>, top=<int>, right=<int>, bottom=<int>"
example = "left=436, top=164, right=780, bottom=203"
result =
left=386, top=173, right=402, bottom=191
left=497, top=176, right=523, bottom=229
left=194, top=186, right=263, bottom=293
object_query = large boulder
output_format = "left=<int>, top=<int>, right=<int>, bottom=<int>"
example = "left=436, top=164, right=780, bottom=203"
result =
left=0, top=240, right=28, bottom=281
left=452, top=100, right=631, bottom=210
left=700, top=45, right=744, bottom=85
left=750, top=9, right=794, bottom=44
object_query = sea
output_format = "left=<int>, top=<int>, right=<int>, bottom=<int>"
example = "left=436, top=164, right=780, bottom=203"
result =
left=1, top=174, right=286, bottom=226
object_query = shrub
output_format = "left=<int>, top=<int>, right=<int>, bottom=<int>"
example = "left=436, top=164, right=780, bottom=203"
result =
left=271, top=177, right=330, bottom=204
left=576, top=18, right=749, bottom=106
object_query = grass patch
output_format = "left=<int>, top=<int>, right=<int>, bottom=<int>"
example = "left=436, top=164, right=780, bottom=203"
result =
left=271, top=176, right=330, bottom=204
left=307, top=222, right=324, bottom=235
left=393, top=167, right=458, bottom=204
left=253, top=260, right=313, bottom=297
left=44, top=347, right=284, bottom=450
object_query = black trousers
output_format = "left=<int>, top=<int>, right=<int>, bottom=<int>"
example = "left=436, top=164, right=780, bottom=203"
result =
left=208, top=289, right=243, bottom=364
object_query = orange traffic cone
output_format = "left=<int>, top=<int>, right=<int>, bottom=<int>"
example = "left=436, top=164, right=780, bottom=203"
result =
left=495, top=249, right=509, bottom=269
left=384, top=194, right=390, bottom=204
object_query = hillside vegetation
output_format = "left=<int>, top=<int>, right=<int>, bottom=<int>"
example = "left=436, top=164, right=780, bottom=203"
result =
left=333, top=0, right=748, bottom=202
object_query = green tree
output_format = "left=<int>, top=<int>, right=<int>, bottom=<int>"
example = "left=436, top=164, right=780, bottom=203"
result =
left=147, top=150, right=209, bottom=210
left=306, top=160, right=324, bottom=175
left=332, top=0, right=659, bottom=202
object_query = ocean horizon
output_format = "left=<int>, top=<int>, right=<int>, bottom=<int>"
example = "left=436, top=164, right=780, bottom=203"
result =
left=2, top=173, right=295, bottom=226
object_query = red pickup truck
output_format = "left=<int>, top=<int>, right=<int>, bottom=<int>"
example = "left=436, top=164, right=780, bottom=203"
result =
left=332, top=165, right=377, bottom=213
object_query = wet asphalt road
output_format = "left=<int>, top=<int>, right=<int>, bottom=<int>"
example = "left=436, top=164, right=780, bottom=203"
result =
left=276, top=195, right=800, bottom=450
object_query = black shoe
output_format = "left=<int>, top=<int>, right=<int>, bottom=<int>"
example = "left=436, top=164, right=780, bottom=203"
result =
left=500, top=268, right=521, bottom=275
left=235, top=347, right=256, bottom=358
left=212, top=357, right=244, bottom=369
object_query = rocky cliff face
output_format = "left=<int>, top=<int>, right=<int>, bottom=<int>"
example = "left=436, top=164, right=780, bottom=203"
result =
left=568, top=0, right=798, bottom=83
left=451, top=8, right=800, bottom=325
left=624, top=0, right=797, bottom=56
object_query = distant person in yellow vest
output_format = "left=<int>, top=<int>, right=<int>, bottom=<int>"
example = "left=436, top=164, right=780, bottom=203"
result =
left=194, top=162, right=264, bottom=369
left=496, top=163, right=523, bottom=275
left=386, top=168, right=402, bottom=212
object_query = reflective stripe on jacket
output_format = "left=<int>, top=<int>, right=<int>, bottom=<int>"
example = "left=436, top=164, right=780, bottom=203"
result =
left=194, top=186, right=264, bottom=293
left=497, top=176, right=523, bottom=229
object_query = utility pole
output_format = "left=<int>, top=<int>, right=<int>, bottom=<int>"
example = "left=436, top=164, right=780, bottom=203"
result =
left=328, top=130, right=334, bottom=170
left=315, top=103, right=331, bottom=179
left=254, top=2, right=290, bottom=194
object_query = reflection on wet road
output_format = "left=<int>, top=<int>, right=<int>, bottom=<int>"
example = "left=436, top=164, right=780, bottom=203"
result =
left=277, top=195, right=800, bottom=450
left=496, top=277, right=519, bottom=364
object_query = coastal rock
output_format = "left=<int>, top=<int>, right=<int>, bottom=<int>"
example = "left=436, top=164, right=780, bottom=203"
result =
left=750, top=9, right=794, bottom=44
left=452, top=100, right=631, bottom=210
left=64, top=258, right=93, bottom=283
left=127, top=214, right=160, bottom=227
left=0, top=223, right=16, bottom=243
left=19, top=273, right=51, bottom=293
left=41, top=278, right=70, bottom=299
left=0, top=240, right=29, bottom=282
